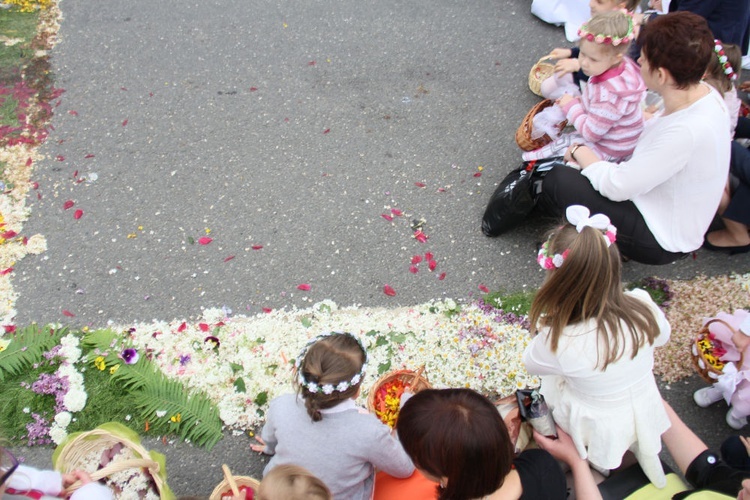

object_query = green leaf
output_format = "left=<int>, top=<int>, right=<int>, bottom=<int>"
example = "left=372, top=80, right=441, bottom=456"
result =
left=375, top=336, right=388, bottom=347
left=234, top=377, right=246, bottom=393
left=365, top=330, right=378, bottom=337
left=318, top=303, right=332, bottom=314
left=255, top=391, right=268, bottom=407
left=187, top=236, right=195, bottom=245
left=0, top=325, right=66, bottom=382
left=388, top=332, right=407, bottom=344
left=378, top=360, right=391, bottom=375
left=229, top=362, right=243, bottom=374
left=301, top=317, right=312, bottom=328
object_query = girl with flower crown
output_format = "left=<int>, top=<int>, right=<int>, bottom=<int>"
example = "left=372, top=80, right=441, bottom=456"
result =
left=703, top=40, right=741, bottom=135
left=523, top=205, right=672, bottom=487
left=250, top=332, right=414, bottom=500
left=524, top=10, right=646, bottom=163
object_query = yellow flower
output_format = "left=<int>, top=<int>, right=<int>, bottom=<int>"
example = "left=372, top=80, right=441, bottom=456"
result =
left=94, top=356, right=106, bottom=371
left=0, top=338, right=10, bottom=352
left=171, top=413, right=182, bottom=423
left=109, top=364, right=120, bottom=375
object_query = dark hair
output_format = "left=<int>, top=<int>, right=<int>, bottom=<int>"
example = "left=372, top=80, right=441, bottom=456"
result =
left=528, top=222, right=660, bottom=370
left=295, top=333, right=365, bottom=422
left=396, top=389, right=513, bottom=500
left=639, top=11, right=714, bottom=89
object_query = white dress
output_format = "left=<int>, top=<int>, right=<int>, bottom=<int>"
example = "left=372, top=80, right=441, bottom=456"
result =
left=531, top=0, right=590, bottom=42
left=523, top=289, right=671, bottom=487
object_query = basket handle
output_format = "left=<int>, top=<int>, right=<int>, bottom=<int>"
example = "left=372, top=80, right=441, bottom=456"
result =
left=63, top=458, right=160, bottom=495
left=223, top=464, right=241, bottom=497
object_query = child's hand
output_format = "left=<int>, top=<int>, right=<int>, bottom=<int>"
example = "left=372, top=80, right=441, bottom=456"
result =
left=740, top=436, right=750, bottom=456
left=250, top=435, right=267, bottom=454
left=62, top=470, right=93, bottom=488
left=740, top=81, right=750, bottom=93
left=554, top=58, right=580, bottom=75
left=548, top=48, right=573, bottom=60
left=556, top=94, right=574, bottom=108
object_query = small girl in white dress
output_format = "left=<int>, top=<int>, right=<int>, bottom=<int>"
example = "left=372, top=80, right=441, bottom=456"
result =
left=523, top=205, right=671, bottom=487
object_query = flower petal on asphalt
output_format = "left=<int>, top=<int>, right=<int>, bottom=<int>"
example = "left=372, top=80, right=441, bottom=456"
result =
left=297, top=283, right=311, bottom=291
left=479, top=284, right=490, bottom=293
left=409, top=265, right=418, bottom=274
left=62, top=310, right=75, bottom=317
left=73, top=209, right=83, bottom=220
left=383, top=284, right=397, bottom=296
left=411, top=255, right=422, bottom=264
left=198, top=237, right=212, bottom=245
left=63, top=200, right=74, bottom=210
left=381, top=214, right=393, bottom=222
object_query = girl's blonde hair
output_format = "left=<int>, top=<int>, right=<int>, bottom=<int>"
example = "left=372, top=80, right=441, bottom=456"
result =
left=705, top=41, right=741, bottom=95
left=579, top=10, right=634, bottom=56
left=257, top=464, right=332, bottom=500
left=295, top=333, right=366, bottom=422
left=528, top=222, right=660, bottom=369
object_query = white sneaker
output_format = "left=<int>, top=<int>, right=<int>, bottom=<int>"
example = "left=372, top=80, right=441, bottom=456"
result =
left=727, top=410, right=747, bottom=430
left=743, top=55, right=750, bottom=71
left=693, top=387, right=723, bottom=408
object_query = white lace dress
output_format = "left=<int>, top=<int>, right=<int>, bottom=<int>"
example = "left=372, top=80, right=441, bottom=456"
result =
left=523, top=289, right=671, bottom=488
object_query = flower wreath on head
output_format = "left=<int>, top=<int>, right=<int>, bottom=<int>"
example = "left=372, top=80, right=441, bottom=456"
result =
left=714, top=40, right=738, bottom=82
left=295, top=331, right=368, bottom=395
left=537, top=205, right=617, bottom=270
left=577, top=10, right=634, bottom=46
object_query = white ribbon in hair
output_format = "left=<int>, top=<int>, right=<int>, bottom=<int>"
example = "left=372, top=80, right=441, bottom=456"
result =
left=565, top=205, right=617, bottom=246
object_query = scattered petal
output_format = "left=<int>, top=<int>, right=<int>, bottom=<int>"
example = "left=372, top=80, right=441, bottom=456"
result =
left=0, top=267, right=13, bottom=276
left=177, top=322, right=187, bottom=332
left=120, top=87, right=128, bottom=91
left=25, top=158, right=32, bottom=166
left=32, top=182, right=39, bottom=189
left=62, top=310, right=75, bottom=317
left=409, top=265, right=418, bottom=274
left=56, top=155, right=64, bottom=161
left=251, top=245, right=263, bottom=250
left=198, top=237, right=212, bottom=245
left=473, top=172, right=482, bottom=178
left=3, top=325, right=15, bottom=333
left=262, top=307, right=273, bottom=314
left=84, top=154, right=95, bottom=159
left=308, top=61, right=316, bottom=66
left=249, top=87, right=258, bottom=92
left=414, top=182, right=426, bottom=188
left=381, top=214, right=393, bottom=222
left=411, top=255, right=422, bottom=265
left=223, top=255, right=235, bottom=262
left=198, top=323, right=210, bottom=332
left=383, top=284, right=397, bottom=296
left=68, top=110, right=78, bottom=116
left=438, top=272, right=446, bottom=280
left=323, top=128, right=330, bottom=134
left=63, top=200, right=74, bottom=210
left=424, top=252, right=433, bottom=261
left=391, top=208, right=403, bottom=216
left=413, top=230, right=428, bottom=243
left=73, top=209, right=83, bottom=220
left=297, top=283, right=311, bottom=291
left=478, top=284, right=490, bottom=293
left=1, top=230, right=17, bottom=239
left=122, top=119, right=128, bottom=126
left=428, top=260, right=437, bottom=271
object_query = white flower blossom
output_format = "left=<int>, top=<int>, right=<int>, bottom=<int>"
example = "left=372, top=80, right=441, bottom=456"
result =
left=54, top=411, right=72, bottom=428
left=63, top=388, right=87, bottom=412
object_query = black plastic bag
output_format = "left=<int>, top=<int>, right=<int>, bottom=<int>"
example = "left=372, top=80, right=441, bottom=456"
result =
left=481, top=157, right=564, bottom=237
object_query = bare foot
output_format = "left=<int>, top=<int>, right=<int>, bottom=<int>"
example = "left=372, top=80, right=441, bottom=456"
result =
left=706, top=229, right=750, bottom=248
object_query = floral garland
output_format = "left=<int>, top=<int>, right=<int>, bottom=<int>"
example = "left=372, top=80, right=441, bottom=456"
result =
left=714, top=40, right=738, bottom=82
left=578, top=12, right=634, bottom=46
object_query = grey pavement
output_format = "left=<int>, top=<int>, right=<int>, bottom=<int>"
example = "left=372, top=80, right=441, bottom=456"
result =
left=8, top=0, right=750, bottom=496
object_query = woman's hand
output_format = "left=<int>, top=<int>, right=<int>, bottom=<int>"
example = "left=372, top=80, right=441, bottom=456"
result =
left=250, top=435, right=267, bottom=454
left=62, top=470, right=93, bottom=487
left=548, top=48, right=573, bottom=60
left=554, top=58, right=580, bottom=75
left=563, top=144, right=599, bottom=169
left=533, top=427, right=581, bottom=466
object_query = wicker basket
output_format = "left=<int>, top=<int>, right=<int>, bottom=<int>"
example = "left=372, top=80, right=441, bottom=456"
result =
left=528, top=57, right=555, bottom=97
left=209, top=465, right=260, bottom=500
left=366, top=366, right=432, bottom=418
left=55, top=426, right=169, bottom=498
left=515, top=99, right=567, bottom=152
left=692, top=318, right=743, bottom=383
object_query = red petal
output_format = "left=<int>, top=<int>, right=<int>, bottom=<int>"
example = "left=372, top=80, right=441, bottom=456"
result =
left=73, top=170, right=78, bottom=178
left=478, top=284, right=490, bottom=293
left=56, top=155, right=64, bottom=161
left=249, top=87, right=258, bottom=92
left=0, top=267, right=13, bottom=275
left=414, top=182, right=426, bottom=188
left=323, top=128, right=330, bottom=134
left=198, top=323, right=209, bottom=332
left=223, top=255, right=235, bottom=262
left=122, top=119, right=128, bottom=126
left=414, top=230, right=428, bottom=243
left=3, top=325, right=15, bottom=333
left=22, top=237, right=28, bottom=245
left=297, top=283, right=311, bottom=291
left=1, top=231, right=17, bottom=239
left=262, top=307, right=273, bottom=313
left=73, top=209, right=84, bottom=220
left=68, top=110, right=78, bottom=116
left=308, top=61, right=316, bottom=66
left=391, top=208, right=403, bottom=216
left=25, top=157, right=32, bottom=166
left=438, top=272, right=446, bottom=280
left=84, top=154, right=95, bottom=159
left=473, top=172, right=482, bottom=178
left=437, top=187, right=446, bottom=192
left=381, top=214, right=394, bottom=222
left=32, top=182, right=39, bottom=189
left=409, top=265, right=418, bottom=274
left=428, top=260, right=437, bottom=271
left=383, top=284, right=397, bottom=296
left=424, top=252, right=433, bottom=261
left=251, top=245, right=263, bottom=250
left=198, top=237, right=213, bottom=245
left=63, top=200, right=74, bottom=210
left=120, top=87, right=128, bottom=91
left=62, top=310, right=75, bottom=317
left=411, top=255, right=422, bottom=264
left=177, top=322, right=187, bottom=332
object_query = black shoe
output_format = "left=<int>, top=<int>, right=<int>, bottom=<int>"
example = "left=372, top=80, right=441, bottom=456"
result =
left=702, top=239, right=750, bottom=255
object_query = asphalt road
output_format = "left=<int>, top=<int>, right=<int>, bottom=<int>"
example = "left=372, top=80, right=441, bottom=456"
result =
left=8, top=0, right=750, bottom=496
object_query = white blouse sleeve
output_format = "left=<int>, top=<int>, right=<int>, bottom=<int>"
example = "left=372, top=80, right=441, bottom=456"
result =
left=523, top=332, right=565, bottom=376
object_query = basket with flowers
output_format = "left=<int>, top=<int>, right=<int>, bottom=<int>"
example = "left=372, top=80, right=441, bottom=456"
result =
left=367, top=366, right=431, bottom=428
left=209, top=465, right=259, bottom=500
left=692, top=319, right=743, bottom=383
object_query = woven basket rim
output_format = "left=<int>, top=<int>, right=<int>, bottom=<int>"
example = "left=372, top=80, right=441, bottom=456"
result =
left=692, top=318, right=743, bottom=384
left=209, top=476, right=260, bottom=500
left=58, top=428, right=165, bottom=496
left=516, top=99, right=565, bottom=151
left=366, top=367, right=432, bottom=413
left=528, top=57, right=555, bottom=96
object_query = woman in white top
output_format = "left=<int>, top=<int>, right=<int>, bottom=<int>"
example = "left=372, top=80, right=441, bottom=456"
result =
left=538, top=11, right=731, bottom=265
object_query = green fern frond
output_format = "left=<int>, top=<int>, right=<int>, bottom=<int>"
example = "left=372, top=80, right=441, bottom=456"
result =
left=133, top=377, right=223, bottom=450
left=0, top=325, right=66, bottom=382
left=108, top=360, right=161, bottom=391
left=81, top=329, right=119, bottom=352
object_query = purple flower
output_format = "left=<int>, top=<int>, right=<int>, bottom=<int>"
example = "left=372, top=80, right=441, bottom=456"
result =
left=26, top=413, right=51, bottom=446
left=121, top=348, right=139, bottom=365
left=179, top=354, right=191, bottom=366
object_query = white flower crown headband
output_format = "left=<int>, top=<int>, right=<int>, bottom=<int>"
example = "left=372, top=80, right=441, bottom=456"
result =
left=714, top=40, right=738, bottom=82
left=537, top=205, right=617, bottom=270
left=295, top=332, right=368, bottom=395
